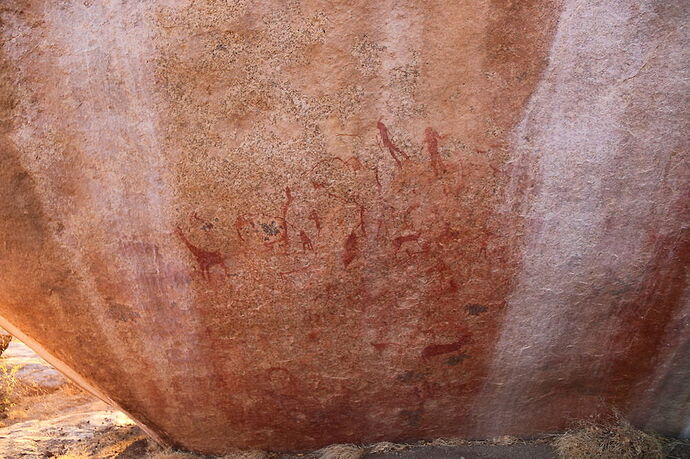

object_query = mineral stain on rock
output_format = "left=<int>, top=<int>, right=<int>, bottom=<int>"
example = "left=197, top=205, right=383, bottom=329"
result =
left=260, top=222, right=281, bottom=237
left=446, top=354, right=470, bottom=366
left=465, top=304, right=488, bottom=316
left=106, top=302, right=141, bottom=323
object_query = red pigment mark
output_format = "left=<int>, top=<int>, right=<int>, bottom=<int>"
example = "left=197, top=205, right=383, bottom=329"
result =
left=402, top=203, right=420, bottom=229
left=325, top=190, right=349, bottom=204
left=234, top=215, right=252, bottom=241
left=377, top=119, right=409, bottom=168
left=309, top=156, right=362, bottom=174
left=393, top=233, right=420, bottom=252
left=343, top=232, right=359, bottom=267
left=327, top=191, right=366, bottom=220
left=478, top=241, right=489, bottom=258
left=281, top=187, right=293, bottom=244
left=299, top=231, right=313, bottom=251
left=424, top=261, right=457, bottom=292
left=309, top=210, right=322, bottom=232
left=421, top=337, right=469, bottom=360
left=474, top=229, right=495, bottom=259
left=434, top=260, right=450, bottom=273
left=424, top=127, right=444, bottom=176
left=357, top=204, right=367, bottom=236
left=278, top=265, right=310, bottom=279
left=323, top=194, right=366, bottom=235
left=406, top=242, right=431, bottom=257
left=266, top=367, right=291, bottom=377
left=282, top=187, right=293, bottom=216
left=442, top=278, right=459, bottom=295
left=370, top=342, right=389, bottom=352
left=435, top=224, right=462, bottom=245
left=346, top=156, right=363, bottom=171
left=373, top=166, right=383, bottom=194
left=175, top=227, right=228, bottom=280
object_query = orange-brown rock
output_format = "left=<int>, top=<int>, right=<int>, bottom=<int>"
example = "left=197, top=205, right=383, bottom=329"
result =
left=0, top=0, right=688, bottom=454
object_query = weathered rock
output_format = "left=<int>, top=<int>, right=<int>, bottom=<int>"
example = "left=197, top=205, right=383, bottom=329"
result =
left=0, top=0, right=688, bottom=454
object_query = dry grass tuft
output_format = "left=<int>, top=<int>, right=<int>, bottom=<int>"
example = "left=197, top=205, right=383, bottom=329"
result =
left=0, top=361, right=19, bottom=419
left=315, top=443, right=365, bottom=459
left=368, top=441, right=408, bottom=453
left=554, top=416, right=665, bottom=459
left=427, top=437, right=468, bottom=447
left=0, top=334, right=12, bottom=356
left=146, top=446, right=268, bottom=459
left=218, top=448, right=268, bottom=459
left=490, top=435, right=520, bottom=446
left=146, top=451, right=201, bottom=459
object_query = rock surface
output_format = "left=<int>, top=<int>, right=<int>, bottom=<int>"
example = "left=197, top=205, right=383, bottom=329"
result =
left=0, top=0, right=688, bottom=454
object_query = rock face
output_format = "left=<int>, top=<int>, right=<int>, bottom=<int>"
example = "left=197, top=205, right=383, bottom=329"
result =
left=0, top=0, right=688, bottom=454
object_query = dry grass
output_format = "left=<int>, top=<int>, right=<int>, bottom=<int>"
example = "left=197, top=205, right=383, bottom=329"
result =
left=368, top=441, right=409, bottom=453
left=314, top=443, right=365, bottom=459
left=554, top=416, right=665, bottom=459
left=425, top=437, right=467, bottom=447
left=218, top=448, right=268, bottom=459
left=489, top=435, right=521, bottom=446
left=146, top=447, right=268, bottom=459
left=0, top=361, right=19, bottom=419
left=147, top=452, right=202, bottom=459
left=0, top=334, right=12, bottom=356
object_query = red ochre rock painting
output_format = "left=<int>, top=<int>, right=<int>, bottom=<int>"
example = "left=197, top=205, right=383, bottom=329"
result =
left=175, top=227, right=228, bottom=280
left=1, top=1, right=688, bottom=455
